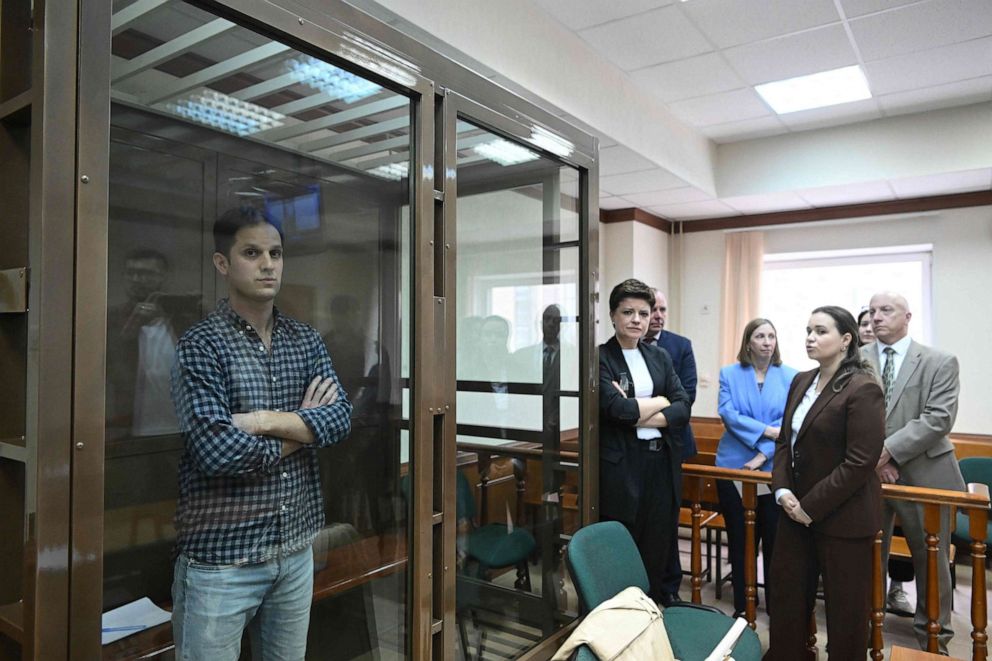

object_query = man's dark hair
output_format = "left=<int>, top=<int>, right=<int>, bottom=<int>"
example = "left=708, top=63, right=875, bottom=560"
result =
left=213, top=207, right=283, bottom=258
left=608, top=278, right=653, bottom=313
left=125, top=248, right=169, bottom=271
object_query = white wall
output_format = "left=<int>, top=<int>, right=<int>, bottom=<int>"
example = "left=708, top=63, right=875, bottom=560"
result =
left=676, top=205, right=992, bottom=433
left=674, top=230, right=725, bottom=417
left=597, top=220, right=669, bottom=343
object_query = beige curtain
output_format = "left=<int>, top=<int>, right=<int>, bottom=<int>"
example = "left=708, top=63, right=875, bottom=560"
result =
left=720, top=231, right=764, bottom=366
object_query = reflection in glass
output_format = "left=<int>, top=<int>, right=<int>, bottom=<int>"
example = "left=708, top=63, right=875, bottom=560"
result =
left=104, top=1, right=411, bottom=657
left=454, top=122, right=582, bottom=658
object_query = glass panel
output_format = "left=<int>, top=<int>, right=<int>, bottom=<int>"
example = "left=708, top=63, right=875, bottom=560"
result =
left=104, top=2, right=412, bottom=657
left=454, top=123, right=581, bottom=658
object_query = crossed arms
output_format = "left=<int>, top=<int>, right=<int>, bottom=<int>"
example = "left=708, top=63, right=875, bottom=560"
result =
left=173, top=337, right=353, bottom=476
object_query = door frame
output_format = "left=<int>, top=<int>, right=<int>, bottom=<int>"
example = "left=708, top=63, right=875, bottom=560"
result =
left=60, top=1, right=599, bottom=659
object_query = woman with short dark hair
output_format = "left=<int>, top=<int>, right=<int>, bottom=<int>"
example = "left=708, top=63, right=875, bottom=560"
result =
left=598, top=278, right=691, bottom=602
left=716, top=318, right=798, bottom=618
left=764, top=306, right=885, bottom=660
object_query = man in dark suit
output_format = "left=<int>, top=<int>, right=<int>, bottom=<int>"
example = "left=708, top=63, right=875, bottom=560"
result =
left=643, top=288, right=698, bottom=605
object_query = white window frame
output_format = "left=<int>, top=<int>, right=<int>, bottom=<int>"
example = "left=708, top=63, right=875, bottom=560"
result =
left=762, top=244, right=933, bottom=356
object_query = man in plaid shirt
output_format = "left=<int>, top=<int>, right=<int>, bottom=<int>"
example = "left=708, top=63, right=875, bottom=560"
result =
left=170, top=207, right=352, bottom=660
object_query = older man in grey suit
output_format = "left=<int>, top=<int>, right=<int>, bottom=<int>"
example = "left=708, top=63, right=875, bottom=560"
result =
left=863, top=292, right=965, bottom=654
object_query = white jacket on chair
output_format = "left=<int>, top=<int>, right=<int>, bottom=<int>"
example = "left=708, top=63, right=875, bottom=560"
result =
left=552, top=587, right=676, bottom=661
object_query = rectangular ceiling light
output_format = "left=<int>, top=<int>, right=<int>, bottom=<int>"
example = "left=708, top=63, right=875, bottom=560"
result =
left=167, top=89, right=285, bottom=136
left=368, top=161, right=409, bottom=181
left=755, top=65, right=871, bottom=115
left=286, top=56, right=382, bottom=104
left=473, top=138, right=539, bottom=166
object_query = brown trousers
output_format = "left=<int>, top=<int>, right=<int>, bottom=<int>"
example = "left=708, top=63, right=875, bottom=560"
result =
left=763, top=516, right=874, bottom=661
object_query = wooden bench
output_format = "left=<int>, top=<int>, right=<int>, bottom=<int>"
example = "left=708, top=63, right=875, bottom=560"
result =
left=0, top=532, right=407, bottom=659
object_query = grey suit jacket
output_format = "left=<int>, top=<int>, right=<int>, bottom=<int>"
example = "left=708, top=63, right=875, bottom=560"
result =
left=861, top=340, right=965, bottom=491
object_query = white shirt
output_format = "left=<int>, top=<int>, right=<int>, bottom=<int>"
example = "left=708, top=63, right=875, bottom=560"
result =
left=621, top=348, right=662, bottom=441
left=876, top=334, right=912, bottom=382
left=775, top=373, right=820, bottom=504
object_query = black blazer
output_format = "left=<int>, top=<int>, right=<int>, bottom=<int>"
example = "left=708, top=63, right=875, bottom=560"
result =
left=772, top=369, right=885, bottom=538
left=599, top=336, right=691, bottom=525
left=654, top=330, right=698, bottom=459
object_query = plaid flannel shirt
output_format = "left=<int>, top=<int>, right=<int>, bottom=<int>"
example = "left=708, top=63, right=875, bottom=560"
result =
left=171, top=298, right=352, bottom=565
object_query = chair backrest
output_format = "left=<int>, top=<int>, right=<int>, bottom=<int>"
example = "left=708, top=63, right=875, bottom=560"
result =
left=960, top=457, right=992, bottom=488
left=455, top=470, right=477, bottom=524
left=400, top=470, right=476, bottom=523
left=566, top=521, right=650, bottom=613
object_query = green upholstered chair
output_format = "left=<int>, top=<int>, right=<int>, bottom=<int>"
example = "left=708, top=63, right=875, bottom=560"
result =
left=455, top=470, right=536, bottom=588
left=953, top=457, right=992, bottom=548
left=565, top=521, right=762, bottom=661
left=402, top=471, right=536, bottom=659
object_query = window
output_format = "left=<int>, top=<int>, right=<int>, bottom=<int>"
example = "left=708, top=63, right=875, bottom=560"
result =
left=761, top=245, right=932, bottom=370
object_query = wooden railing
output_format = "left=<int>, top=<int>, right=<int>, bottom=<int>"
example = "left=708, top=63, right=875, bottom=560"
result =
left=681, top=464, right=990, bottom=661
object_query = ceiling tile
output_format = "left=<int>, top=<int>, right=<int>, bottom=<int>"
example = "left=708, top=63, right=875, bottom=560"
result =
left=701, top=115, right=789, bottom=143
left=865, top=37, right=992, bottom=95
left=889, top=169, right=992, bottom=198
left=679, top=0, right=840, bottom=49
left=777, top=98, right=881, bottom=131
left=850, top=0, right=992, bottom=62
left=840, top=0, right=921, bottom=19
left=579, top=6, right=711, bottom=71
left=628, top=53, right=745, bottom=103
left=649, top=200, right=740, bottom=220
left=599, top=145, right=658, bottom=176
left=599, top=195, right=636, bottom=210
left=721, top=191, right=812, bottom=214
left=667, top=88, right=772, bottom=127
left=625, top=187, right=712, bottom=207
left=798, top=180, right=896, bottom=206
left=534, top=0, right=670, bottom=31
left=600, top=168, right=685, bottom=195
left=723, top=25, right=858, bottom=85
left=877, top=76, right=992, bottom=116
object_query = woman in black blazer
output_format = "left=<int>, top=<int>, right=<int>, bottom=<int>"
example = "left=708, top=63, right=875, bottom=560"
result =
left=764, top=306, right=885, bottom=661
left=599, top=278, right=691, bottom=602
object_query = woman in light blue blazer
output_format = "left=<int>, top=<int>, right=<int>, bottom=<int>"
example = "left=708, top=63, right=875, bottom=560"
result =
left=717, top=318, right=798, bottom=618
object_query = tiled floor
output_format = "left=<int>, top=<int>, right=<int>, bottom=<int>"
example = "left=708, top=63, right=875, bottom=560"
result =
left=344, top=535, right=988, bottom=660
left=666, top=537, right=986, bottom=660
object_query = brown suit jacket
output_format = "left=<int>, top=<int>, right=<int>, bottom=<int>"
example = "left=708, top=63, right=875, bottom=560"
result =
left=772, top=369, right=886, bottom=538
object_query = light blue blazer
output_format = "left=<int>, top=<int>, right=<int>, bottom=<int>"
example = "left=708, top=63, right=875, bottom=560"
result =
left=716, top=363, right=798, bottom=471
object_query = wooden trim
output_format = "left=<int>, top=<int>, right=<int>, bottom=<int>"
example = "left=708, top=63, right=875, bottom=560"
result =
left=949, top=432, right=992, bottom=443
left=678, top=190, right=992, bottom=233
left=682, top=464, right=990, bottom=509
left=690, top=416, right=992, bottom=445
left=600, top=207, right=673, bottom=234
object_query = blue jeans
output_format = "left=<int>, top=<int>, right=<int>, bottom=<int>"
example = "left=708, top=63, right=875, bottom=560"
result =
left=172, top=547, right=313, bottom=661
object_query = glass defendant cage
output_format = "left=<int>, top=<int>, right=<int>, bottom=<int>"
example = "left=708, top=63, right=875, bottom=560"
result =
left=0, top=0, right=599, bottom=658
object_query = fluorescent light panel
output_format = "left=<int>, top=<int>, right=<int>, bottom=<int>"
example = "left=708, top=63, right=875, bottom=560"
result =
left=286, top=56, right=381, bottom=104
left=527, top=126, right=573, bottom=159
left=473, top=138, right=539, bottom=167
left=755, top=65, right=871, bottom=115
left=368, top=161, right=409, bottom=181
left=167, top=89, right=285, bottom=136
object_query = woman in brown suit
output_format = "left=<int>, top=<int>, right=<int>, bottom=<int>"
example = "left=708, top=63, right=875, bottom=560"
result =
left=764, top=306, right=886, bottom=661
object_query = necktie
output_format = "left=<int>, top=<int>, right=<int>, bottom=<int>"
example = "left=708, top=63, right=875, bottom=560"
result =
left=882, top=347, right=896, bottom=407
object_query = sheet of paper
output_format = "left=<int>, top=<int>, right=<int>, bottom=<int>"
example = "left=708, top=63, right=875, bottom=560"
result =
left=101, top=597, right=171, bottom=646
left=733, top=480, right=771, bottom=497
left=703, top=616, right=749, bottom=661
